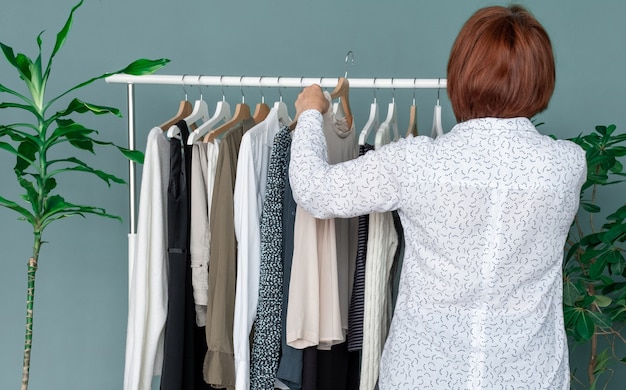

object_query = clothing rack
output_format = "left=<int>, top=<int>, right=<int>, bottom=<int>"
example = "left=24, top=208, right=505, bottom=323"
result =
left=104, top=74, right=447, bottom=235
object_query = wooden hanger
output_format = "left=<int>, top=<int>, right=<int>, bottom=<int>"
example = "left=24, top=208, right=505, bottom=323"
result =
left=252, top=76, right=270, bottom=124
left=289, top=77, right=352, bottom=131
left=159, top=100, right=193, bottom=131
left=204, top=101, right=251, bottom=143
left=330, top=77, right=353, bottom=129
left=253, top=102, right=270, bottom=123
left=406, top=81, right=418, bottom=137
left=406, top=105, right=418, bottom=137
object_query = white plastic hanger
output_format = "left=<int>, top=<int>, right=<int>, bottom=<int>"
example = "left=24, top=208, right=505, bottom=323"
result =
left=431, top=78, right=444, bottom=138
left=187, top=76, right=232, bottom=145
left=358, top=83, right=380, bottom=146
left=375, top=98, right=399, bottom=150
left=203, top=76, right=250, bottom=143
left=167, top=77, right=210, bottom=140
left=375, top=81, right=399, bottom=150
left=273, top=77, right=291, bottom=127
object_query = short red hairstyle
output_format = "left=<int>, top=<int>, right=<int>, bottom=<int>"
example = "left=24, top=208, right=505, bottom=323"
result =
left=447, top=5, right=555, bottom=122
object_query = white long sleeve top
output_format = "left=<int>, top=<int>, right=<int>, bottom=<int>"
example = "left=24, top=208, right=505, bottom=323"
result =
left=124, top=127, right=170, bottom=390
left=289, top=111, right=586, bottom=389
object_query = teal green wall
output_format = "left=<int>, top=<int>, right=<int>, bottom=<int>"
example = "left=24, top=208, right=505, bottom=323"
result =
left=1, top=0, right=624, bottom=389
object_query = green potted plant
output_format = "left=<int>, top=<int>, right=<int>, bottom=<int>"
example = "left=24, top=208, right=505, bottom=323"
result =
left=0, top=1, right=168, bottom=388
left=563, top=124, right=626, bottom=389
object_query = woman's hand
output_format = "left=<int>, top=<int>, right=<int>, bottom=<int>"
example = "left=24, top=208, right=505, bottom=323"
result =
left=294, top=84, right=330, bottom=117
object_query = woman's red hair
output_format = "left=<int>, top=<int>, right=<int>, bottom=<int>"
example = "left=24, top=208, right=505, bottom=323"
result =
left=447, top=5, right=555, bottom=122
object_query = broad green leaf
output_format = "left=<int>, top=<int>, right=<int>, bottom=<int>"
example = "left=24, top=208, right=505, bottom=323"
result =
left=0, top=102, right=39, bottom=117
left=595, top=125, right=607, bottom=136
left=51, top=166, right=125, bottom=186
left=575, top=311, right=595, bottom=341
left=15, top=53, right=34, bottom=83
left=68, top=138, right=94, bottom=153
left=589, top=253, right=609, bottom=279
left=581, top=202, right=601, bottom=213
left=0, top=195, right=35, bottom=224
left=0, top=41, right=19, bottom=69
left=0, top=82, right=30, bottom=103
left=55, top=98, right=122, bottom=118
left=119, top=58, right=171, bottom=75
left=0, top=141, right=34, bottom=164
left=46, top=0, right=84, bottom=78
left=580, top=247, right=605, bottom=264
left=606, top=205, right=626, bottom=222
left=564, top=242, right=580, bottom=263
left=18, top=177, right=40, bottom=213
left=47, top=58, right=168, bottom=107
left=118, top=147, right=144, bottom=164
left=588, top=310, right=612, bottom=329
left=563, top=281, right=583, bottom=306
left=47, top=121, right=97, bottom=146
left=594, top=295, right=612, bottom=308
left=608, top=146, right=626, bottom=157
left=43, top=177, right=57, bottom=194
left=91, top=139, right=144, bottom=164
left=593, top=349, right=611, bottom=375
left=15, top=139, right=38, bottom=174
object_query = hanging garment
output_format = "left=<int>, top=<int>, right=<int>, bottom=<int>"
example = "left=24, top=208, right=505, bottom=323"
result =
left=289, top=113, right=586, bottom=389
left=161, top=121, right=212, bottom=390
left=232, top=109, right=282, bottom=390
left=203, top=117, right=256, bottom=389
left=124, top=127, right=170, bottom=390
left=276, top=145, right=302, bottom=389
left=359, top=211, right=398, bottom=390
left=287, top=92, right=357, bottom=350
left=347, top=143, right=375, bottom=352
left=359, top=129, right=400, bottom=390
left=249, top=126, right=292, bottom=390
left=189, top=140, right=219, bottom=326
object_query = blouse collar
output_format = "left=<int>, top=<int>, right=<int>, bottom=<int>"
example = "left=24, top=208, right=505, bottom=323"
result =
left=451, top=117, right=538, bottom=133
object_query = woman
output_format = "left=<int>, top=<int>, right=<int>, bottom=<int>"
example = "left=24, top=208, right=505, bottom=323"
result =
left=289, top=5, right=586, bottom=389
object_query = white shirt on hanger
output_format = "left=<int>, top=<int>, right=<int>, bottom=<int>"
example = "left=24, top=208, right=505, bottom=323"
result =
left=232, top=108, right=282, bottom=390
left=124, top=127, right=170, bottom=390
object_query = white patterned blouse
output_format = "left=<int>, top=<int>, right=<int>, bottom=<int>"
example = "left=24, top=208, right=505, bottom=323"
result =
left=289, top=110, right=586, bottom=389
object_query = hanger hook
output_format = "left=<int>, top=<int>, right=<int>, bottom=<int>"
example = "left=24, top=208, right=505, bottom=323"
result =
left=437, top=78, right=441, bottom=103
left=344, top=50, right=355, bottom=78
left=373, top=77, right=377, bottom=103
left=413, top=78, right=417, bottom=106
left=197, top=75, right=204, bottom=101
left=259, top=76, right=265, bottom=104
left=240, top=75, right=245, bottom=104
left=277, top=76, right=284, bottom=102
left=219, top=75, right=226, bottom=101
left=181, top=74, right=189, bottom=101
left=391, top=77, right=395, bottom=104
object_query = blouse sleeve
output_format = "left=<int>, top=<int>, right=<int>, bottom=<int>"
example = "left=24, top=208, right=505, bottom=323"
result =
left=289, top=109, right=408, bottom=219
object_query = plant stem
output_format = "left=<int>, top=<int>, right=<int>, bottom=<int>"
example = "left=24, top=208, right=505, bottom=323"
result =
left=587, top=284, right=597, bottom=386
left=21, top=232, right=41, bottom=390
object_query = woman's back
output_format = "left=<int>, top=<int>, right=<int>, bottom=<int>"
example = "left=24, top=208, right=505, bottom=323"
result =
left=379, top=117, right=585, bottom=389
